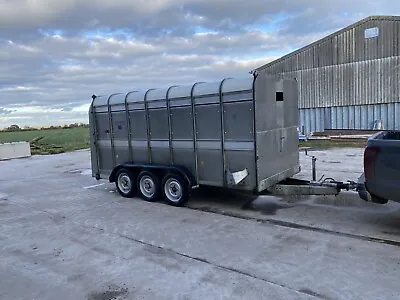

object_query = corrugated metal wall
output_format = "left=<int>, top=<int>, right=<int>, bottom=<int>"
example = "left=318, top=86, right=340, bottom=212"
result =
left=283, top=56, right=400, bottom=108
left=263, top=18, right=400, bottom=73
left=260, top=17, right=400, bottom=108
left=256, top=16, right=400, bottom=133
left=299, top=103, right=400, bottom=134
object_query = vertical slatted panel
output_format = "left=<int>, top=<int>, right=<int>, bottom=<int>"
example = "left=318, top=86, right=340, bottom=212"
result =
left=341, top=63, right=345, bottom=106
left=355, top=62, right=360, bottom=107
left=310, top=109, right=316, bottom=133
left=374, top=105, right=381, bottom=122
left=348, top=106, right=355, bottom=129
left=383, top=58, right=387, bottom=104
left=377, top=59, right=381, bottom=105
left=354, top=106, right=361, bottom=129
left=386, top=57, right=390, bottom=104
left=381, top=104, right=388, bottom=129
left=388, top=103, right=395, bottom=129
left=317, top=108, right=323, bottom=132
left=315, top=67, right=320, bottom=108
left=300, top=109, right=306, bottom=133
left=297, top=70, right=302, bottom=106
left=367, top=105, right=374, bottom=129
left=339, top=106, right=344, bottom=129
left=361, top=106, right=368, bottom=129
left=368, top=59, right=373, bottom=106
left=331, top=107, right=336, bottom=129
left=396, top=21, right=400, bottom=56
left=360, top=60, right=365, bottom=107
left=327, top=65, right=332, bottom=108
left=334, top=65, right=338, bottom=108
left=304, top=109, right=309, bottom=134
left=324, top=107, right=331, bottom=130
left=396, top=56, right=400, bottom=104
left=395, top=103, right=400, bottom=129
left=343, top=106, right=349, bottom=128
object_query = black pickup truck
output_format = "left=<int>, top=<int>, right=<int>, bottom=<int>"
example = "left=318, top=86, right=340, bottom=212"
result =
left=358, top=131, right=400, bottom=204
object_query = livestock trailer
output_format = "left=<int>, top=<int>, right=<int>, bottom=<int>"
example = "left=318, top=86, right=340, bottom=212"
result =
left=89, top=72, right=301, bottom=206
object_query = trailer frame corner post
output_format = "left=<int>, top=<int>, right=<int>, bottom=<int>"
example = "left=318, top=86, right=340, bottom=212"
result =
left=144, top=89, right=155, bottom=164
left=166, top=86, right=177, bottom=166
left=219, top=77, right=231, bottom=187
left=90, top=95, right=101, bottom=180
left=251, top=73, right=259, bottom=192
left=107, top=93, right=120, bottom=169
left=125, top=91, right=136, bottom=163
left=191, top=82, right=203, bottom=186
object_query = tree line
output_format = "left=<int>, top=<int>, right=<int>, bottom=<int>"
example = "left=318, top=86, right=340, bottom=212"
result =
left=1, top=123, right=89, bottom=132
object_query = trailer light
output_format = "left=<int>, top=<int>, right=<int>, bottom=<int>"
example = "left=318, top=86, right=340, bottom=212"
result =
left=364, top=146, right=380, bottom=181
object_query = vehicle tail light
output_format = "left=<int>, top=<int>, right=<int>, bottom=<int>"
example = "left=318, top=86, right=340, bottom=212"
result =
left=364, top=146, right=380, bottom=181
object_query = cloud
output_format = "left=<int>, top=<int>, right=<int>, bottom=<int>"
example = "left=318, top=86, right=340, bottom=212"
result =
left=1, top=0, right=398, bottom=37
left=0, top=0, right=399, bottom=128
left=0, top=108, right=15, bottom=115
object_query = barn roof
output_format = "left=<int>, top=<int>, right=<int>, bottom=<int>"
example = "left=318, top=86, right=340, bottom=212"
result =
left=255, top=15, right=400, bottom=72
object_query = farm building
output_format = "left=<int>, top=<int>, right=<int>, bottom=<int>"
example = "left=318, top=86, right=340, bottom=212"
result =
left=255, top=16, right=400, bottom=135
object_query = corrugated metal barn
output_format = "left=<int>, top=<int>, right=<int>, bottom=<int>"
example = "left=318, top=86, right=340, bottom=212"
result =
left=256, top=16, right=400, bottom=135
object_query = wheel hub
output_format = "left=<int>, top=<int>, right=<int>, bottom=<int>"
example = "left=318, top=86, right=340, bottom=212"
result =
left=171, top=184, right=178, bottom=194
left=118, top=174, right=132, bottom=193
left=140, top=176, right=155, bottom=197
left=165, top=179, right=183, bottom=202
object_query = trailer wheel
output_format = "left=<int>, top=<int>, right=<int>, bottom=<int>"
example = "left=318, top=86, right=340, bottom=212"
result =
left=115, top=168, right=136, bottom=198
left=162, top=173, right=189, bottom=206
left=137, top=171, right=161, bottom=202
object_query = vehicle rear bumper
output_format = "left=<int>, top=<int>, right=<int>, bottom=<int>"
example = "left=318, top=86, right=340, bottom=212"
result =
left=357, top=173, right=371, bottom=202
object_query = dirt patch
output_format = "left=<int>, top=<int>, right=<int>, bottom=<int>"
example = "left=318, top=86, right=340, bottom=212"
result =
left=88, top=285, right=129, bottom=300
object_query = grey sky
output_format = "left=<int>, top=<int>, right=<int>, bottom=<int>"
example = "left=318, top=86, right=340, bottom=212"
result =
left=0, top=0, right=399, bottom=127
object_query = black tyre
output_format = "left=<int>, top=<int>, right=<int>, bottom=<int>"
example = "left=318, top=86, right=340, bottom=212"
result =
left=162, top=173, right=189, bottom=206
left=137, top=171, right=161, bottom=202
left=115, top=168, right=136, bottom=198
left=370, top=193, right=389, bottom=204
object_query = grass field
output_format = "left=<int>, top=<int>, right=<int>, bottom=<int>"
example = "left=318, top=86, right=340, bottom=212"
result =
left=299, top=139, right=367, bottom=149
left=0, top=127, right=90, bottom=155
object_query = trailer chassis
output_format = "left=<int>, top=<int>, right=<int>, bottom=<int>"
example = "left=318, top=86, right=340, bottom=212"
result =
left=105, top=148, right=359, bottom=207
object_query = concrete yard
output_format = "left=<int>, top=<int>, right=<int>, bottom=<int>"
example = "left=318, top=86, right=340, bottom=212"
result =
left=1, top=148, right=400, bottom=299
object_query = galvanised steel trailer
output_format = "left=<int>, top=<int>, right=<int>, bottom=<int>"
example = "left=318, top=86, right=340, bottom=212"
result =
left=89, top=72, right=301, bottom=206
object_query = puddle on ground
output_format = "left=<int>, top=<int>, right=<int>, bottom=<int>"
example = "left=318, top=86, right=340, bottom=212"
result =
left=242, top=198, right=293, bottom=215
left=65, top=169, right=92, bottom=176
left=55, top=163, right=75, bottom=168
left=312, top=194, right=365, bottom=207
left=65, top=169, right=82, bottom=174
left=81, top=169, right=93, bottom=176
left=240, top=192, right=400, bottom=216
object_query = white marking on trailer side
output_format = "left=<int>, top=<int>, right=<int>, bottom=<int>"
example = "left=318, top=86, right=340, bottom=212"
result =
left=83, top=183, right=105, bottom=189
